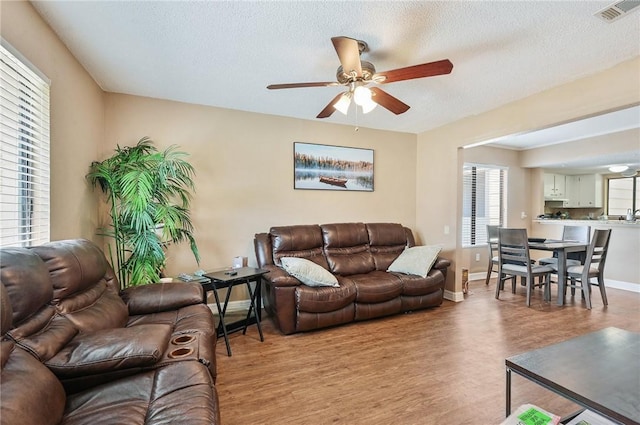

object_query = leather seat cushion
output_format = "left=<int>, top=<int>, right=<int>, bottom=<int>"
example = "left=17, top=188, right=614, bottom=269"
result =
left=346, top=271, right=403, bottom=303
left=295, top=279, right=356, bottom=313
left=64, top=361, right=219, bottom=425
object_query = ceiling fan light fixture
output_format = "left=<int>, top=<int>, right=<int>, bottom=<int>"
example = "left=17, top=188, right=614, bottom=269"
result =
left=360, top=98, right=377, bottom=114
left=353, top=85, right=372, bottom=106
left=609, top=165, right=629, bottom=173
left=333, top=92, right=352, bottom=115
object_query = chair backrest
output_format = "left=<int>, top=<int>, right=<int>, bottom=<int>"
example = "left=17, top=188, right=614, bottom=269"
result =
left=487, top=225, right=499, bottom=242
left=498, top=228, right=531, bottom=268
left=563, top=225, right=590, bottom=243
left=486, top=225, right=499, bottom=256
left=584, top=229, right=612, bottom=273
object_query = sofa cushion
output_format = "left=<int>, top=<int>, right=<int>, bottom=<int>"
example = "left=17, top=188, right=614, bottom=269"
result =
left=30, top=239, right=116, bottom=300
left=295, top=278, right=357, bottom=313
left=280, top=257, right=339, bottom=287
left=366, top=223, right=408, bottom=270
left=0, top=341, right=66, bottom=425
left=270, top=225, right=329, bottom=269
left=64, top=361, right=219, bottom=425
left=344, top=271, right=403, bottom=303
left=0, top=247, right=53, bottom=326
left=45, top=324, right=171, bottom=378
left=387, top=245, right=442, bottom=278
left=321, top=223, right=375, bottom=275
left=31, top=239, right=130, bottom=332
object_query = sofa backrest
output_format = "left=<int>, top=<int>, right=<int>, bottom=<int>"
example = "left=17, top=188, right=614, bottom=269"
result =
left=30, top=239, right=129, bottom=333
left=366, top=223, right=411, bottom=271
left=0, top=248, right=78, bottom=362
left=269, top=225, right=330, bottom=269
left=321, top=223, right=376, bottom=275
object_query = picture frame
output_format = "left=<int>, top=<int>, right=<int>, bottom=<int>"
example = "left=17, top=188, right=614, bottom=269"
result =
left=293, top=142, right=374, bottom=191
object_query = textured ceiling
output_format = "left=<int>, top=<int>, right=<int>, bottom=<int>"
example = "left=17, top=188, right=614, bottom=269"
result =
left=31, top=1, right=639, bottom=136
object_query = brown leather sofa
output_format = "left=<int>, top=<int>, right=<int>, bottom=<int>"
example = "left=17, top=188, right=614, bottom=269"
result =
left=0, top=239, right=220, bottom=425
left=254, top=222, right=451, bottom=335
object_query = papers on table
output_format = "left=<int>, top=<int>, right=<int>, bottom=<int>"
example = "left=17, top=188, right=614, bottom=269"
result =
left=565, top=409, right=617, bottom=425
left=500, top=404, right=561, bottom=425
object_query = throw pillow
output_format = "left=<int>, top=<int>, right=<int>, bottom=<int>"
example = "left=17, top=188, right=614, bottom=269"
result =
left=387, top=245, right=442, bottom=278
left=280, top=257, right=339, bottom=287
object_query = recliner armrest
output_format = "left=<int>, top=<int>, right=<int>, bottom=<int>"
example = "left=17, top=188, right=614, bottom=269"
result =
left=262, top=265, right=302, bottom=287
left=120, top=282, right=204, bottom=315
left=45, top=324, right=171, bottom=378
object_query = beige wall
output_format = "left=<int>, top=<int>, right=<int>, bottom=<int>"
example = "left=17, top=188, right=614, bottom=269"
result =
left=1, top=0, right=105, bottom=241
left=103, top=94, right=418, bottom=277
left=417, top=57, right=640, bottom=299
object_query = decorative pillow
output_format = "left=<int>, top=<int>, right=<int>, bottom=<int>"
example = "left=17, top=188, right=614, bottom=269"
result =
left=280, top=257, right=339, bottom=287
left=387, top=245, right=442, bottom=278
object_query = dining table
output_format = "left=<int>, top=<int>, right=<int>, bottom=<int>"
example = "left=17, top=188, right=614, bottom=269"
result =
left=527, top=238, right=588, bottom=306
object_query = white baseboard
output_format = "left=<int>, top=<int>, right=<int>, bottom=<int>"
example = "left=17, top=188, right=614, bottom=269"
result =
left=605, top=279, right=640, bottom=293
left=444, top=289, right=464, bottom=302
left=469, top=272, right=487, bottom=282
left=207, top=300, right=251, bottom=316
left=469, top=272, right=639, bottom=293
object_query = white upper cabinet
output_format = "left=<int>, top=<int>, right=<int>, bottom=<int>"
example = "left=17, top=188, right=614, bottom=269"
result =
left=565, top=174, right=603, bottom=207
left=544, top=173, right=566, bottom=198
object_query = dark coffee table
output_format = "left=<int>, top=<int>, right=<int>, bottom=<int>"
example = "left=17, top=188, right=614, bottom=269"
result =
left=505, top=327, right=640, bottom=424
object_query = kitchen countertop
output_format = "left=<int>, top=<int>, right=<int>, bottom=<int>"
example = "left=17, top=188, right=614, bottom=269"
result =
left=534, top=218, right=639, bottom=227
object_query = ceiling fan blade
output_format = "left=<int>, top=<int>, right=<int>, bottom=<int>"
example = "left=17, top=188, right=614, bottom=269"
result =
left=267, top=82, right=338, bottom=90
left=370, top=87, right=410, bottom=115
left=331, top=36, right=362, bottom=78
left=316, top=93, right=344, bottom=119
left=375, top=59, right=453, bottom=84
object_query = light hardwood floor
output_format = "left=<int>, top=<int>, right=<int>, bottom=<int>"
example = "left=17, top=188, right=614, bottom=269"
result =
left=214, top=279, right=640, bottom=425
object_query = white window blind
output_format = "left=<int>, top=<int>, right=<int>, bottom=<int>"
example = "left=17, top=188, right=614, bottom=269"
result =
left=0, top=43, right=50, bottom=247
left=608, top=176, right=639, bottom=216
left=462, top=163, right=507, bottom=247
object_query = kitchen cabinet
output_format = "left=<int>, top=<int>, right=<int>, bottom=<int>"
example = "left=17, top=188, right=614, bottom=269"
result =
left=544, top=173, right=566, bottom=198
left=565, top=174, right=603, bottom=207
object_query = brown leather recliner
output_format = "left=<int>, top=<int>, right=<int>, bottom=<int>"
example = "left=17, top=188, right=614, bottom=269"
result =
left=255, top=222, right=450, bottom=335
left=0, top=239, right=220, bottom=425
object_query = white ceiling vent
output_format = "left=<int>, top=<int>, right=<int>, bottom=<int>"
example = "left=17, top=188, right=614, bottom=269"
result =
left=595, top=0, right=640, bottom=22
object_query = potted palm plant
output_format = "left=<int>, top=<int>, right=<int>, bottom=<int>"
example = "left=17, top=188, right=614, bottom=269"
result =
left=87, top=137, right=200, bottom=289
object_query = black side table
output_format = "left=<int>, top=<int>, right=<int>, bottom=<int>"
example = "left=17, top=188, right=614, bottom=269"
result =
left=203, top=267, right=267, bottom=356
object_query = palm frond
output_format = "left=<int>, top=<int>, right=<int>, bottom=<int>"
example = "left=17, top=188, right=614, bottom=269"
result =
left=86, top=137, right=200, bottom=287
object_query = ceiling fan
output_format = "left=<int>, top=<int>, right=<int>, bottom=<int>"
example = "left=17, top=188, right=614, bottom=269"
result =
left=267, top=36, right=453, bottom=119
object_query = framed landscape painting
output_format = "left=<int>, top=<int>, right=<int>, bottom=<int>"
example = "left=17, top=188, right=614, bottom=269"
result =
left=294, top=142, right=374, bottom=191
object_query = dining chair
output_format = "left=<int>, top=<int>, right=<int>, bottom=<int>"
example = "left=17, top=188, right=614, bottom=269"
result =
left=495, top=228, right=554, bottom=307
left=538, top=225, right=590, bottom=268
left=564, top=228, right=612, bottom=310
left=484, top=225, right=499, bottom=286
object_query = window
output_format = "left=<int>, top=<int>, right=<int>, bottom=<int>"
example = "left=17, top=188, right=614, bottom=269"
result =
left=462, top=163, right=507, bottom=247
left=0, top=42, right=50, bottom=247
left=607, top=176, right=639, bottom=217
